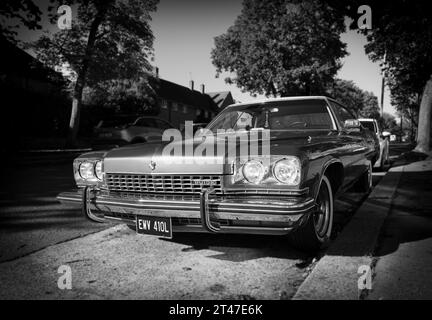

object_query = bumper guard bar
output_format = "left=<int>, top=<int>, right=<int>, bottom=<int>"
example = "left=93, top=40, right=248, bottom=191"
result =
left=200, top=187, right=220, bottom=232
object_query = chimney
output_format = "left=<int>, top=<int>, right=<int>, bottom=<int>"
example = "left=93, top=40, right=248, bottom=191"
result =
left=200, top=84, right=205, bottom=94
left=189, top=80, right=194, bottom=91
left=155, top=67, right=159, bottom=78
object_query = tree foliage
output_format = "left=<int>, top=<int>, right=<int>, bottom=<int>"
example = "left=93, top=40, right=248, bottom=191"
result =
left=32, top=0, right=159, bottom=145
left=327, top=0, right=432, bottom=152
left=326, top=78, right=380, bottom=118
left=83, top=77, right=158, bottom=114
left=211, top=0, right=347, bottom=97
left=0, top=0, right=42, bottom=42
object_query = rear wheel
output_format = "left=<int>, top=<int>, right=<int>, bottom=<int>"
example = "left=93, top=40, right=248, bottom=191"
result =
left=354, top=162, right=372, bottom=193
left=289, top=175, right=334, bottom=251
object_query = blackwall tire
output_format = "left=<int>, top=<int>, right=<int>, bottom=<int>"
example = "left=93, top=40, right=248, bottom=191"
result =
left=289, top=175, right=334, bottom=252
left=354, top=162, right=373, bottom=193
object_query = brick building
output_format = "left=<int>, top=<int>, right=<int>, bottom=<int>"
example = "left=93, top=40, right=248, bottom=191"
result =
left=150, top=69, right=234, bottom=128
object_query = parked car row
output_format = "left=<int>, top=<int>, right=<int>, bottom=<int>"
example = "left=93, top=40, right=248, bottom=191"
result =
left=59, top=96, right=383, bottom=251
left=359, top=118, right=390, bottom=170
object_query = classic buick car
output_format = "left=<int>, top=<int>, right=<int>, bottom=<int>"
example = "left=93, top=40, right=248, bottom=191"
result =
left=58, top=96, right=379, bottom=251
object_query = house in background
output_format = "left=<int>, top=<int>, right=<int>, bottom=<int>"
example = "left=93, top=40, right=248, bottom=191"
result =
left=0, top=36, right=70, bottom=150
left=207, top=91, right=235, bottom=110
left=150, top=68, right=234, bottom=128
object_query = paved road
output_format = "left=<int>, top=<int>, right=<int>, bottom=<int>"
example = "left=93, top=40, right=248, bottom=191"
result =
left=0, top=157, right=388, bottom=299
left=0, top=164, right=107, bottom=262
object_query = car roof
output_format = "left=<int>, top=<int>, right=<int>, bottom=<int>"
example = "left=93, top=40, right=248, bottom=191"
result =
left=226, top=96, right=332, bottom=108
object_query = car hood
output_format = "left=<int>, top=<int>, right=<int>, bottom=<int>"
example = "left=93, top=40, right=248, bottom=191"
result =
left=103, top=130, right=334, bottom=174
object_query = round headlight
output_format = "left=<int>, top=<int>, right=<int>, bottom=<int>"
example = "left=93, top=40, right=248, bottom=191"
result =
left=242, top=160, right=265, bottom=184
left=95, top=161, right=103, bottom=180
left=79, top=161, right=95, bottom=180
left=273, top=157, right=301, bottom=185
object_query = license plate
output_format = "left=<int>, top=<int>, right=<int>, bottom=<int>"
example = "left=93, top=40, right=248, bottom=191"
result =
left=136, top=215, right=172, bottom=238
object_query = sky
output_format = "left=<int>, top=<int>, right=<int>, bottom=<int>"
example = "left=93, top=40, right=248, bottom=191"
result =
left=13, top=0, right=394, bottom=116
left=150, top=0, right=394, bottom=115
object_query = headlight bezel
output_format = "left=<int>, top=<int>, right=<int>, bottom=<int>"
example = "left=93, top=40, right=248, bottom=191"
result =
left=272, top=157, right=301, bottom=185
left=79, top=161, right=96, bottom=180
left=242, top=159, right=267, bottom=184
left=74, top=159, right=104, bottom=185
left=94, top=160, right=103, bottom=180
left=232, top=155, right=302, bottom=187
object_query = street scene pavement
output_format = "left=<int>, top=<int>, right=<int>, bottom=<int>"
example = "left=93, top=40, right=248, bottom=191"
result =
left=0, top=144, right=409, bottom=299
left=368, top=159, right=432, bottom=299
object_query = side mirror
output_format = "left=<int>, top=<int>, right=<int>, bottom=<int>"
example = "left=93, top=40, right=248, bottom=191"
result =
left=382, top=131, right=391, bottom=138
left=344, top=119, right=361, bottom=130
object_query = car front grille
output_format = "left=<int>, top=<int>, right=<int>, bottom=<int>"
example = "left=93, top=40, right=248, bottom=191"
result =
left=105, top=174, right=222, bottom=195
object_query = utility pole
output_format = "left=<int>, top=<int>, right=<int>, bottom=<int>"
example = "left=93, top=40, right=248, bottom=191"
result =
left=380, top=51, right=387, bottom=117
left=400, top=114, right=403, bottom=142
left=380, top=77, right=385, bottom=117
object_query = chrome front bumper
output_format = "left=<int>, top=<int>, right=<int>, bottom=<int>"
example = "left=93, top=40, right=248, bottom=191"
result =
left=57, top=188, right=316, bottom=235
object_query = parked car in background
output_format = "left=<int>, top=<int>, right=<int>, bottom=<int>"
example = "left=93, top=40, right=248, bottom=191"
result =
left=58, top=96, right=379, bottom=251
left=359, top=118, right=390, bottom=170
left=93, top=116, right=174, bottom=147
left=180, top=122, right=208, bottom=135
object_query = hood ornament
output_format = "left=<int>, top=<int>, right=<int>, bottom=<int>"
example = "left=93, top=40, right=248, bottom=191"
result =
left=149, top=161, right=156, bottom=171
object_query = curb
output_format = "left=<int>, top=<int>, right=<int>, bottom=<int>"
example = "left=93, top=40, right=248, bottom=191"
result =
left=293, top=167, right=404, bottom=300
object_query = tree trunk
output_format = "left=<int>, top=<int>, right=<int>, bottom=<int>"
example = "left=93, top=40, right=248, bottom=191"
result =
left=414, top=75, right=432, bottom=154
left=66, top=7, right=107, bottom=147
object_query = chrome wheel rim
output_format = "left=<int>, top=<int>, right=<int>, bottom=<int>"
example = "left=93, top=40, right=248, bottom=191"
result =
left=313, top=181, right=331, bottom=239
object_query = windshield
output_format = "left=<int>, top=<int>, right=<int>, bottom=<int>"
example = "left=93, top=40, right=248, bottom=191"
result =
left=207, top=99, right=334, bottom=132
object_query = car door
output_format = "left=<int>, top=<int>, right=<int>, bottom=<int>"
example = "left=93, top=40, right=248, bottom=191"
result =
left=328, top=101, right=369, bottom=185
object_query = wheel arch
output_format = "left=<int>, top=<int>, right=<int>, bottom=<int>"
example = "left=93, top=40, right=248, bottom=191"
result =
left=318, top=159, right=344, bottom=198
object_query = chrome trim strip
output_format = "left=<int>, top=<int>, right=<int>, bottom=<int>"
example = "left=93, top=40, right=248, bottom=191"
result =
left=57, top=190, right=315, bottom=223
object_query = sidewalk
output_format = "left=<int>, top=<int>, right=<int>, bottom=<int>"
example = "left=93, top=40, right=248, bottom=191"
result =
left=367, top=159, right=432, bottom=299
left=294, top=155, right=432, bottom=300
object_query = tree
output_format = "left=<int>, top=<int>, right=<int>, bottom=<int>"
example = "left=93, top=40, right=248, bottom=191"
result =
left=326, top=78, right=380, bottom=118
left=382, top=112, right=397, bottom=132
left=83, top=77, right=158, bottom=115
left=361, top=91, right=380, bottom=119
left=0, top=0, right=42, bottom=42
left=211, top=0, right=347, bottom=97
left=388, top=76, right=420, bottom=141
left=326, top=0, right=432, bottom=153
left=32, top=0, right=158, bottom=146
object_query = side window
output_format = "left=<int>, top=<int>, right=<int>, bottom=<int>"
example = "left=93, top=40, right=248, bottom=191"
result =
left=330, top=101, right=356, bottom=123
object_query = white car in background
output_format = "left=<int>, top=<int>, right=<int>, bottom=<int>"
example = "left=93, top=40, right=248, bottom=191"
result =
left=93, top=116, right=174, bottom=147
left=359, top=118, right=390, bottom=170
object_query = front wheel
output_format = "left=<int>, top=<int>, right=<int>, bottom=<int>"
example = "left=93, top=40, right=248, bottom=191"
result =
left=289, top=175, right=334, bottom=251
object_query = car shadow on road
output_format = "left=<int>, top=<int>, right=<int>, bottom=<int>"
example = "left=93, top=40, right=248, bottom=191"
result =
left=163, top=232, right=314, bottom=263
